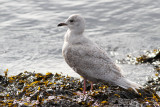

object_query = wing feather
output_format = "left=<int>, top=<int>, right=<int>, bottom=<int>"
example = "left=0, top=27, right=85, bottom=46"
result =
left=63, top=43, right=123, bottom=84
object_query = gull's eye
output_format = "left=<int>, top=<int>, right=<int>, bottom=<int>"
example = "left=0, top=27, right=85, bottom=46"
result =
left=70, top=19, right=74, bottom=23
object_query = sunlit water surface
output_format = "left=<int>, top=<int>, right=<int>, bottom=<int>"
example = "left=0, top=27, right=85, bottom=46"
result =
left=0, top=0, right=160, bottom=85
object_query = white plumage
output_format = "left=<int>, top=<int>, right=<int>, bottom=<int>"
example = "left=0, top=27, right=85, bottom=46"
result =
left=58, top=14, right=142, bottom=93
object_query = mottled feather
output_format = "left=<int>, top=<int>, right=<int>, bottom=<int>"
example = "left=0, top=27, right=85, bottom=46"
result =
left=59, top=14, right=142, bottom=92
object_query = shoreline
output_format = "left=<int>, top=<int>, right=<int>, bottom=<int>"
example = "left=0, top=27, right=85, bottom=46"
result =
left=0, top=49, right=160, bottom=106
left=0, top=71, right=159, bottom=106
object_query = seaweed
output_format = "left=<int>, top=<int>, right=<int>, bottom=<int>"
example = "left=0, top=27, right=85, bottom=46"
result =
left=0, top=49, right=160, bottom=106
left=0, top=70, right=159, bottom=107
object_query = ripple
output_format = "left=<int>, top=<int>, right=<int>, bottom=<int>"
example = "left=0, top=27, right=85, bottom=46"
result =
left=0, top=0, right=159, bottom=84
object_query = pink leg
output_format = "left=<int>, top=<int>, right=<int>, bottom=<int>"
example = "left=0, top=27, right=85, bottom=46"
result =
left=90, top=82, right=93, bottom=91
left=83, top=79, right=86, bottom=94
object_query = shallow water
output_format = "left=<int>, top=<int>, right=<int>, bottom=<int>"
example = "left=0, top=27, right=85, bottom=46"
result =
left=0, top=0, right=160, bottom=85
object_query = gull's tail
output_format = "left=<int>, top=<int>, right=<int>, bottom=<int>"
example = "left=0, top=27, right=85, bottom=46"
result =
left=116, top=77, right=143, bottom=93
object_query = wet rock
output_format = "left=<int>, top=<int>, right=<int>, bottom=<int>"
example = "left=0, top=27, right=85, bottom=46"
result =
left=118, top=49, right=160, bottom=95
left=0, top=69, right=159, bottom=106
left=30, top=90, right=40, bottom=101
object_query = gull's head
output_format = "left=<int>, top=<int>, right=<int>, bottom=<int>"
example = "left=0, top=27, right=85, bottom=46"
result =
left=58, top=14, right=85, bottom=33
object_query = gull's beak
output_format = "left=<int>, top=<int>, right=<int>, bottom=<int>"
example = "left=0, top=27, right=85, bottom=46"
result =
left=57, top=23, right=67, bottom=27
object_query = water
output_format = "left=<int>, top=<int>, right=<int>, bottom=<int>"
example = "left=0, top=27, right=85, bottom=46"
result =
left=0, top=0, right=160, bottom=85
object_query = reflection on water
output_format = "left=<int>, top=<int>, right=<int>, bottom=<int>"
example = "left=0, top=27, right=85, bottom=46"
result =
left=0, top=0, right=160, bottom=84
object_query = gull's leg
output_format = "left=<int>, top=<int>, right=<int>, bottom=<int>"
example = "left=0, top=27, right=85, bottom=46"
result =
left=83, top=79, right=86, bottom=94
left=90, top=82, right=93, bottom=91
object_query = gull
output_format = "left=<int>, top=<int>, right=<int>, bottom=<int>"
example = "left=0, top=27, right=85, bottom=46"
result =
left=58, top=14, right=142, bottom=94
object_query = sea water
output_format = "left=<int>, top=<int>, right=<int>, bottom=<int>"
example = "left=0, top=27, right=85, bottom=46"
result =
left=0, top=0, right=160, bottom=85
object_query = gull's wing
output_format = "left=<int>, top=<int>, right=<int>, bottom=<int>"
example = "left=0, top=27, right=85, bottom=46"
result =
left=63, top=42, right=123, bottom=84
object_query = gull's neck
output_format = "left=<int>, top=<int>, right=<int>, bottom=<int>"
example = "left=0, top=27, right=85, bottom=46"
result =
left=64, top=29, right=84, bottom=44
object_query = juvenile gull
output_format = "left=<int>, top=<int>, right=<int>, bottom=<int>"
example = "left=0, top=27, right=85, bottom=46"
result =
left=58, top=14, right=142, bottom=94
